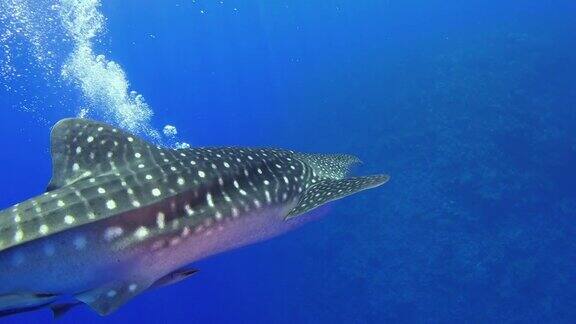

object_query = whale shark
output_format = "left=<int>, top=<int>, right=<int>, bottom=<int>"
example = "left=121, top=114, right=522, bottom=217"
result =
left=0, top=118, right=389, bottom=317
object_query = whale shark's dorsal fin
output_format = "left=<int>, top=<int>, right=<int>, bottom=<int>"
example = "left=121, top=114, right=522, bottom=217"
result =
left=47, top=118, right=161, bottom=191
left=294, top=153, right=361, bottom=180
left=286, top=174, right=390, bottom=219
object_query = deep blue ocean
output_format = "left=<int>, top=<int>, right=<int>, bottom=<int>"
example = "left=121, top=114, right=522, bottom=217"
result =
left=1, top=0, right=576, bottom=323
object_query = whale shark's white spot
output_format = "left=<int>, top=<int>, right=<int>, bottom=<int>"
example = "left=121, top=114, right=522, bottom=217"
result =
left=198, top=170, right=206, bottom=178
left=14, top=229, right=24, bottom=242
left=104, top=227, right=123, bottom=241
left=128, top=284, right=138, bottom=292
left=156, top=212, right=165, bottom=229
left=106, top=200, right=117, bottom=210
left=184, top=204, right=194, bottom=216
left=206, top=193, right=215, bottom=207
left=107, top=290, right=117, bottom=298
left=134, top=226, right=149, bottom=239
left=64, top=215, right=75, bottom=224
left=265, top=191, right=272, bottom=203
left=152, top=188, right=161, bottom=197
left=57, top=200, right=66, bottom=207
left=98, top=187, right=106, bottom=194
left=177, top=177, right=185, bottom=186
left=39, top=224, right=49, bottom=235
left=132, top=200, right=141, bottom=207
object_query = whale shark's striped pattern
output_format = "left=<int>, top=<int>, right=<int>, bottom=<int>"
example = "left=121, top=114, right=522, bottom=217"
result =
left=0, top=118, right=388, bottom=317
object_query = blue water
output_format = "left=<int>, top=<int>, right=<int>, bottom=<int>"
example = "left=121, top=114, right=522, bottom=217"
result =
left=1, top=0, right=576, bottom=323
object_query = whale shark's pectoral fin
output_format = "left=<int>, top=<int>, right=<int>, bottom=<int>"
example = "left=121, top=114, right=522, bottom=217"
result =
left=75, top=280, right=153, bottom=316
left=75, top=268, right=198, bottom=316
left=286, top=174, right=390, bottom=219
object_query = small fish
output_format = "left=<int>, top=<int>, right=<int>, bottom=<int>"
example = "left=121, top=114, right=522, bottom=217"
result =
left=0, top=118, right=389, bottom=317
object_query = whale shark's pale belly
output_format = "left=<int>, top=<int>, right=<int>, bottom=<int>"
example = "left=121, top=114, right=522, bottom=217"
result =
left=0, top=199, right=298, bottom=296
